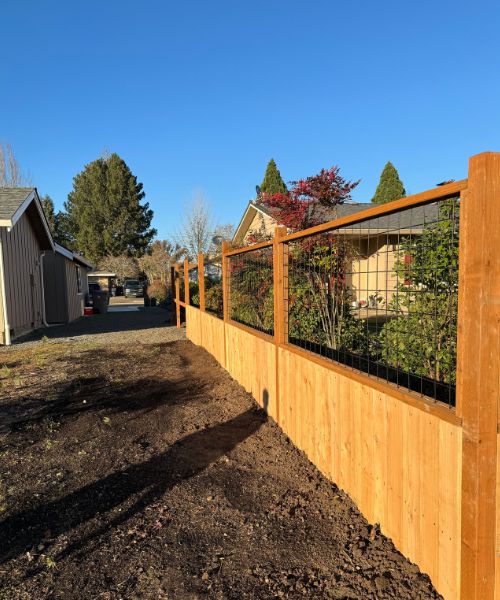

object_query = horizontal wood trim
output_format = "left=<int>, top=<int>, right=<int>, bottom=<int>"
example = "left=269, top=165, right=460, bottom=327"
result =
left=225, top=239, right=273, bottom=257
left=280, top=342, right=461, bottom=427
left=282, top=179, right=467, bottom=243
left=175, top=299, right=187, bottom=308
left=227, top=318, right=275, bottom=343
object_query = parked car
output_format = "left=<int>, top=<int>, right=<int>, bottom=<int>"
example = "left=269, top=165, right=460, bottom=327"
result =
left=124, top=279, right=144, bottom=298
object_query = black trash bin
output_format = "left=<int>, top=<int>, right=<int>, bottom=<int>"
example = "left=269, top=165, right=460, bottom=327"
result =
left=92, top=291, right=109, bottom=314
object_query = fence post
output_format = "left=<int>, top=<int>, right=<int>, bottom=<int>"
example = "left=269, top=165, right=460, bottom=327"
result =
left=457, top=152, right=500, bottom=600
left=222, top=241, right=230, bottom=322
left=273, top=226, right=287, bottom=422
left=174, top=262, right=180, bottom=328
left=184, top=258, right=190, bottom=306
left=273, top=226, right=287, bottom=345
left=198, top=253, right=205, bottom=312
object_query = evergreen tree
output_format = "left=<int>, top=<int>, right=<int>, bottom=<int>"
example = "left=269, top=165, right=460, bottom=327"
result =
left=371, top=161, right=406, bottom=204
left=40, top=194, right=56, bottom=233
left=259, top=159, right=288, bottom=195
left=65, top=153, right=156, bottom=263
left=40, top=194, right=74, bottom=248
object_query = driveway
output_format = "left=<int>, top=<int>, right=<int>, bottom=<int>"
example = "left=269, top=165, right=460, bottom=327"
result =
left=10, top=302, right=184, bottom=347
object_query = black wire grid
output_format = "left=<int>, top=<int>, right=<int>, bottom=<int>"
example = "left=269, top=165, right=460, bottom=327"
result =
left=228, top=246, right=274, bottom=336
left=204, top=257, right=224, bottom=319
left=286, top=198, right=460, bottom=407
left=189, top=267, right=200, bottom=308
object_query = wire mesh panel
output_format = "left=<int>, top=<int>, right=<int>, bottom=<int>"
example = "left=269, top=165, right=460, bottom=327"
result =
left=204, top=257, right=223, bottom=319
left=178, top=266, right=185, bottom=302
left=229, top=245, right=274, bottom=336
left=286, top=198, right=460, bottom=406
left=189, top=267, right=200, bottom=307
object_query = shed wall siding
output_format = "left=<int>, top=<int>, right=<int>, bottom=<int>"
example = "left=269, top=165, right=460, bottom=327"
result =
left=0, top=212, right=44, bottom=339
left=65, top=260, right=85, bottom=322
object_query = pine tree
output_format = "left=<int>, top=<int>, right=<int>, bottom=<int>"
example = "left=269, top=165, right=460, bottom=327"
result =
left=64, top=153, right=156, bottom=263
left=40, top=195, right=56, bottom=233
left=259, top=159, right=288, bottom=195
left=371, top=162, right=406, bottom=204
left=40, top=194, right=74, bottom=247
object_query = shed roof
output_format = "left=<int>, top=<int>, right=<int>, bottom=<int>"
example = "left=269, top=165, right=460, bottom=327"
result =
left=0, top=188, right=38, bottom=222
left=0, top=187, right=53, bottom=249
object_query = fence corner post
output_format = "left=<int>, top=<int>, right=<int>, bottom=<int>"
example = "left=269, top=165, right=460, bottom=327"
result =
left=198, top=253, right=205, bottom=312
left=458, top=152, right=500, bottom=600
left=174, top=262, right=181, bottom=328
left=183, top=258, right=190, bottom=306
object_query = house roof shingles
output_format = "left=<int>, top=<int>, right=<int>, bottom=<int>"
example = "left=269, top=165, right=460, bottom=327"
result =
left=0, top=188, right=35, bottom=221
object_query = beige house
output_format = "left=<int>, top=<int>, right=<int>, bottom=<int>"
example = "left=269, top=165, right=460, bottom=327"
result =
left=0, top=188, right=93, bottom=344
left=233, top=200, right=432, bottom=308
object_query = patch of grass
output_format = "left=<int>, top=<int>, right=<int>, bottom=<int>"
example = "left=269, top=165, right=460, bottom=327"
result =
left=44, top=439, right=54, bottom=451
left=0, top=365, right=12, bottom=379
left=44, top=555, right=57, bottom=569
left=42, top=417, right=60, bottom=436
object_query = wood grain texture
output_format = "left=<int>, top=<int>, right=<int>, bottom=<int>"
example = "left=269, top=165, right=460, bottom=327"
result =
left=456, top=153, right=500, bottom=600
left=277, top=345, right=462, bottom=600
left=225, top=322, right=277, bottom=419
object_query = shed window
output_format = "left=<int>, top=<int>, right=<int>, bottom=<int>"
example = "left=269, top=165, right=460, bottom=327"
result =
left=76, top=265, right=82, bottom=294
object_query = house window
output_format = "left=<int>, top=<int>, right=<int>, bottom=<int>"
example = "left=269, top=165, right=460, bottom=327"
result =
left=76, top=265, right=82, bottom=294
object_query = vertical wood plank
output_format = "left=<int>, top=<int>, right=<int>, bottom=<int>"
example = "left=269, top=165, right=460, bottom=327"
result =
left=457, top=153, right=500, bottom=600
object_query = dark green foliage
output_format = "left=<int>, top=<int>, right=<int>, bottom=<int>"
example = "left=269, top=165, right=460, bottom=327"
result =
left=288, top=238, right=365, bottom=352
left=40, top=194, right=75, bottom=248
left=40, top=195, right=56, bottom=232
left=259, top=159, right=288, bottom=196
left=380, top=199, right=459, bottom=384
left=64, top=153, right=156, bottom=263
left=229, top=253, right=274, bottom=333
left=371, top=162, right=406, bottom=204
left=190, top=277, right=224, bottom=318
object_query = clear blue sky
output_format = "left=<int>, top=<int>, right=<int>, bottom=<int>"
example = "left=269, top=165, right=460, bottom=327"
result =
left=2, top=1, right=499, bottom=239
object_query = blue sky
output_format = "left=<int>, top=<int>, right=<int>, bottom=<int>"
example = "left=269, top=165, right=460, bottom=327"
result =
left=2, top=1, right=499, bottom=239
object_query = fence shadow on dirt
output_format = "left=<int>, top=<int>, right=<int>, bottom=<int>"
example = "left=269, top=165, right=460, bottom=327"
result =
left=0, top=407, right=266, bottom=567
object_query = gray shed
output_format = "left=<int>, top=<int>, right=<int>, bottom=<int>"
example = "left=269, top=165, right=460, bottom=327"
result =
left=0, top=188, right=53, bottom=343
left=42, top=244, right=93, bottom=324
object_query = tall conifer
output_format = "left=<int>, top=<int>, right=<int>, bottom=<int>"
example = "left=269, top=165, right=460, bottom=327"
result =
left=371, top=162, right=406, bottom=204
left=259, top=159, right=288, bottom=195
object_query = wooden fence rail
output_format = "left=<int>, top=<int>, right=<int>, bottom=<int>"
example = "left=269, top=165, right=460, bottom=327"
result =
left=174, top=152, right=500, bottom=600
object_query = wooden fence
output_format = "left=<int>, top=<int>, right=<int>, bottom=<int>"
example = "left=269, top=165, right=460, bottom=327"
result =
left=174, top=152, right=500, bottom=600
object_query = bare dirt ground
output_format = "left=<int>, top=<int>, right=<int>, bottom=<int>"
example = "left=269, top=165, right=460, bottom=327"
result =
left=0, top=310, right=441, bottom=599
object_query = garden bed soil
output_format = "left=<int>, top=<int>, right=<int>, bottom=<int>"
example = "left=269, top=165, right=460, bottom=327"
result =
left=0, top=337, right=442, bottom=599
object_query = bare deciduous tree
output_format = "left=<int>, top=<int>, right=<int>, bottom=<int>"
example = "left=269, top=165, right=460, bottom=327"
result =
left=97, top=254, right=140, bottom=284
left=0, top=143, right=31, bottom=187
left=138, top=239, right=185, bottom=283
left=176, top=192, right=214, bottom=260
left=176, top=192, right=235, bottom=260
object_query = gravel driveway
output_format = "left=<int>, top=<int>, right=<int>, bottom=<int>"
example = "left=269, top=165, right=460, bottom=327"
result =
left=8, top=303, right=185, bottom=349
